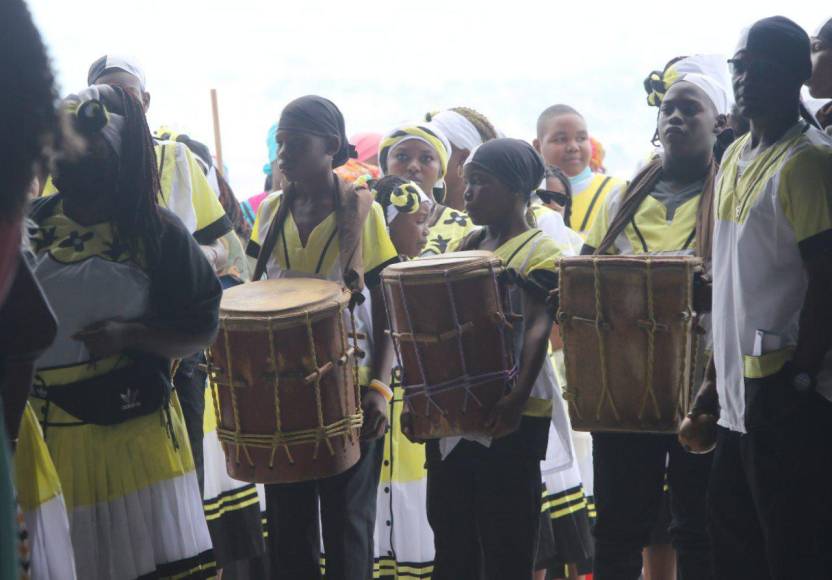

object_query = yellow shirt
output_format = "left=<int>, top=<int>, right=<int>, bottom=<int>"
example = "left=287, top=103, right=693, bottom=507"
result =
left=571, top=173, right=626, bottom=237
left=42, top=140, right=230, bottom=245
left=585, top=182, right=702, bottom=255
left=249, top=192, right=399, bottom=386
left=493, top=229, right=567, bottom=417
left=248, top=192, right=398, bottom=282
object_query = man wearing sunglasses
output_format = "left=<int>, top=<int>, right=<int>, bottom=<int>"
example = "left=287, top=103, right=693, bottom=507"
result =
left=704, top=16, right=832, bottom=579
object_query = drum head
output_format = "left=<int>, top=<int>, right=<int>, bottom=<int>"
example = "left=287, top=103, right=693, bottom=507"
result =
left=220, top=279, right=347, bottom=319
left=382, top=250, right=501, bottom=280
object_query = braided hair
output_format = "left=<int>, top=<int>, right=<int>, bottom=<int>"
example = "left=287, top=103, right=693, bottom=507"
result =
left=449, top=107, right=498, bottom=142
left=99, top=87, right=163, bottom=263
left=0, top=0, right=61, bottom=221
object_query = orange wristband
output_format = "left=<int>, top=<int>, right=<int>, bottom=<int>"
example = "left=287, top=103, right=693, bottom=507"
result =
left=368, top=379, right=393, bottom=402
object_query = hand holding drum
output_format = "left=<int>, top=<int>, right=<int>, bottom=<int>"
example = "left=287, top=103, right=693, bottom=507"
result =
left=383, top=251, right=515, bottom=441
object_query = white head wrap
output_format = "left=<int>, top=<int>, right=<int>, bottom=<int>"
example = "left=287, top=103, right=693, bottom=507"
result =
left=676, top=72, right=732, bottom=116
left=666, top=54, right=733, bottom=116
left=87, top=54, right=147, bottom=91
left=428, top=110, right=484, bottom=152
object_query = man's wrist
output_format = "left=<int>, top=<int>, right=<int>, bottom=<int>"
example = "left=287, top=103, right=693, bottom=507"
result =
left=689, top=381, right=719, bottom=417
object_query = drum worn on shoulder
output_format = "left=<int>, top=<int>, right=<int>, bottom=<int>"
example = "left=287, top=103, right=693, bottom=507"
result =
left=207, top=278, right=362, bottom=483
left=558, top=255, right=702, bottom=433
left=382, top=251, right=515, bottom=439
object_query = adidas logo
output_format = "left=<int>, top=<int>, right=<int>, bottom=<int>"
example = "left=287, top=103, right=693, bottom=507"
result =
left=120, top=388, right=141, bottom=411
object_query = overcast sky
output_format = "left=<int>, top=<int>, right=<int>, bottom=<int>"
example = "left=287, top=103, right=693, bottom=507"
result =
left=28, top=0, right=825, bottom=200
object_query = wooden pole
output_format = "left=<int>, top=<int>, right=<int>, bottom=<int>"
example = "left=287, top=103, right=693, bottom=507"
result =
left=210, top=88, right=224, bottom=175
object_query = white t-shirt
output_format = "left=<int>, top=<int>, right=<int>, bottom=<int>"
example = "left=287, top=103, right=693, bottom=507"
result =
left=712, top=122, right=832, bottom=433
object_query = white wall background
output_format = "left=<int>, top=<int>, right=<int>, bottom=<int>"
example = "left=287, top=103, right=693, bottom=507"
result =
left=28, top=0, right=825, bottom=199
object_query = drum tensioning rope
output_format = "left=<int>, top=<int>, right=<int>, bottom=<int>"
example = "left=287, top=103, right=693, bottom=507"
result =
left=384, top=265, right=515, bottom=419
left=560, top=258, right=697, bottom=426
left=591, top=257, right=621, bottom=422
left=208, top=301, right=363, bottom=468
left=637, top=258, right=661, bottom=421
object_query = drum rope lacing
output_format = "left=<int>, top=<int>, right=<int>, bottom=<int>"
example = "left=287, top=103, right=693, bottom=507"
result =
left=385, top=261, right=517, bottom=418
left=210, top=300, right=363, bottom=467
left=560, top=257, right=698, bottom=428
left=638, top=258, right=661, bottom=421
left=591, top=257, right=620, bottom=422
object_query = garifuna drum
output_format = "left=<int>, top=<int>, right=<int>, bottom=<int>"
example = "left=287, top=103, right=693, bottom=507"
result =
left=382, top=251, right=515, bottom=439
left=207, top=279, right=363, bottom=484
left=557, top=255, right=703, bottom=433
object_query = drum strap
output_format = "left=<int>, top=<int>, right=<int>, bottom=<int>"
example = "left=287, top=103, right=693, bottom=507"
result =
left=505, top=230, right=543, bottom=269
left=594, top=158, right=716, bottom=263
left=252, top=175, right=373, bottom=302
left=579, top=176, right=612, bottom=233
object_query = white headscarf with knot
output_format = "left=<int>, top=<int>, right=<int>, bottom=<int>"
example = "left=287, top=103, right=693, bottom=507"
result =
left=652, top=54, right=734, bottom=116
left=428, top=110, right=484, bottom=152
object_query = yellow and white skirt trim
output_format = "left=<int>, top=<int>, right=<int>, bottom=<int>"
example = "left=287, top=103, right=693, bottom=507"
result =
left=32, top=395, right=215, bottom=580
left=14, top=403, right=77, bottom=580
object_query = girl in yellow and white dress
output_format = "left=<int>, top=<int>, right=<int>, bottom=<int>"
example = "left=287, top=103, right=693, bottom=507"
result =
left=367, top=176, right=434, bottom=578
left=27, top=85, right=218, bottom=579
left=14, top=406, right=76, bottom=580
left=379, top=123, right=476, bottom=256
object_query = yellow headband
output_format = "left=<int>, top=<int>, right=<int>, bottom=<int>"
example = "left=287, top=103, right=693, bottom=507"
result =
left=379, top=125, right=450, bottom=178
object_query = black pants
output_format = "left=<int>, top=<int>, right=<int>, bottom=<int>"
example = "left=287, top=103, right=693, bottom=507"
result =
left=707, top=373, right=832, bottom=580
left=174, top=351, right=207, bottom=494
left=591, top=432, right=713, bottom=580
left=426, top=440, right=543, bottom=580
left=265, top=438, right=383, bottom=580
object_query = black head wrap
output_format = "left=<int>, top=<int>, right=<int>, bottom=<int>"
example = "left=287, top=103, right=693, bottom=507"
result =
left=277, top=95, right=356, bottom=168
left=816, top=18, right=832, bottom=46
left=738, top=16, right=812, bottom=83
left=466, top=138, right=545, bottom=200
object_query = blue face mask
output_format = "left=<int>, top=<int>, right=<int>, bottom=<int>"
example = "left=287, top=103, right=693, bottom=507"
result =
left=568, top=166, right=594, bottom=193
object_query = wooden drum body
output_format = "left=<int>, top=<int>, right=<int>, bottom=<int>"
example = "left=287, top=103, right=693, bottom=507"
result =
left=382, top=251, right=514, bottom=439
left=208, top=279, right=362, bottom=484
left=558, top=256, right=702, bottom=433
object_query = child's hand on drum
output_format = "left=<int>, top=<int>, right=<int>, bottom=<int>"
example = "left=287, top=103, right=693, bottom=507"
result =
left=485, top=392, right=524, bottom=439
left=361, top=390, right=389, bottom=440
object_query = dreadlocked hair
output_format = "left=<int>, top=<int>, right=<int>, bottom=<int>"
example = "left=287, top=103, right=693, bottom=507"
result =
left=1, top=0, right=62, bottom=221
left=449, top=107, right=498, bottom=142
left=109, top=87, right=163, bottom=264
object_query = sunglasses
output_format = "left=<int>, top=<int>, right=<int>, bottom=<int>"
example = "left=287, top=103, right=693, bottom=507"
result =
left=536, top=189, right=571, bottom=208
left=727, top=57, right=787, bottom=77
